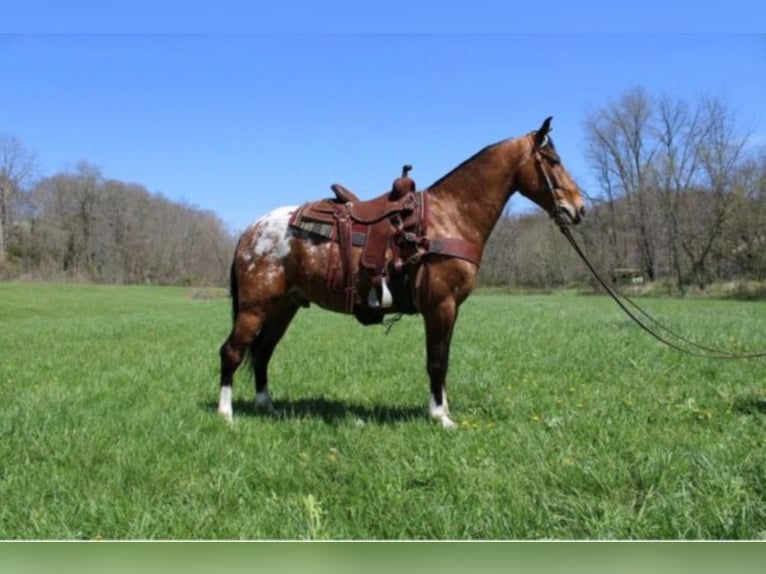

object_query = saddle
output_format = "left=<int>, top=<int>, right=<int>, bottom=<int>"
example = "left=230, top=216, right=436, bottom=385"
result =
left=289, top=165, right=426, bottom=324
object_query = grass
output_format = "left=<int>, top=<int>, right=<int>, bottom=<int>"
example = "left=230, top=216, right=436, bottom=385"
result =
left=1, top=282, right=765, bottom=539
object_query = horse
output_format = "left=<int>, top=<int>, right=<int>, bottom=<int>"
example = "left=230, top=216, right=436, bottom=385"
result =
left=217, top=117, right=585, bottom=428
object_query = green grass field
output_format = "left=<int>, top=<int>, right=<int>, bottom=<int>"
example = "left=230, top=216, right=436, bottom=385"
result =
left=1, top=282, right=765, bottom=540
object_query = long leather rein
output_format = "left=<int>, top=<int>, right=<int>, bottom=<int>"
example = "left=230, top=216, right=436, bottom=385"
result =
left=559, top=226, right=766, bottom=359
left=534, top=144, right=766, bottom=360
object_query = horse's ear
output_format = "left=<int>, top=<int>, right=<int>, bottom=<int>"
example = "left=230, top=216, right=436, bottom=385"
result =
left=534, top=116, right=553, bottom=147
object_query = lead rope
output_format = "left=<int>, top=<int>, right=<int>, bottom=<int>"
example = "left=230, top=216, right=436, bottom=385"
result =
left=559, top=226, right=766, bottom=359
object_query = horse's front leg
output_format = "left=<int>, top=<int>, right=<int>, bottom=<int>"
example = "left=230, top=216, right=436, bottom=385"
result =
left=423, top=297, right=459, bottom=429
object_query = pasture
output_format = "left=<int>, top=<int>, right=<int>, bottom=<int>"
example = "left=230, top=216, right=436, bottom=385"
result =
left=0, top=282, right=765, bottom=539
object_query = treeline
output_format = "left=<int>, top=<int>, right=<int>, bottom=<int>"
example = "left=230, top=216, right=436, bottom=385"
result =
left=0, top=154, right=234, bottom=286
left=482, top=89, right=766, bottom=293
left=2, top=88, right=764, bottom=291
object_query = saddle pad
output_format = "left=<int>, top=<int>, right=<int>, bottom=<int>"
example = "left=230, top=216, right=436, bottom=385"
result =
left=289, top=203, right=368, bottom=247
left=288, top=204, right=335, bottom=239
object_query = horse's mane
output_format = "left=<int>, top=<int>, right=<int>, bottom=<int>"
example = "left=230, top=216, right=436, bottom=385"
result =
left=426, top=131, right=558, bottom=189
left=427, top=138, right=508, bottom=189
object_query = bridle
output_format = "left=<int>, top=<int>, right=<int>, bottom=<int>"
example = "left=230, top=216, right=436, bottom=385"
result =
left=532, top=135, right=572, bottom=227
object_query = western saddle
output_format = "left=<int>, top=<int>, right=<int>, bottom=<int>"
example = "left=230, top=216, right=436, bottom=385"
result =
left=289, top=165, right=481, bottom=325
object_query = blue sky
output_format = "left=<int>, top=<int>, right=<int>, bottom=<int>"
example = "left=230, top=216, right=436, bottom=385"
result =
left=1, top=7, right=764, bottom=232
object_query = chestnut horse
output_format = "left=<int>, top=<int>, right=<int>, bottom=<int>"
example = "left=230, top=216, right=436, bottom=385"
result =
left=218, top=117, right=585, bottom=428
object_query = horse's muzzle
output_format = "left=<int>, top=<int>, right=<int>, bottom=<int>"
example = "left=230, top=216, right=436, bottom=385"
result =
left=553, top=203, right=585, bottom=226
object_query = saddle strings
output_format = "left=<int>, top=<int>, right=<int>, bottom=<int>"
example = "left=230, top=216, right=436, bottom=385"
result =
left=382, top=313, right=404, bottom=335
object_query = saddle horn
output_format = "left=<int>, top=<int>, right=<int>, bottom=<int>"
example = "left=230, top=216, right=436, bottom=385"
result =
left=390, top=164, right=416, bottom=201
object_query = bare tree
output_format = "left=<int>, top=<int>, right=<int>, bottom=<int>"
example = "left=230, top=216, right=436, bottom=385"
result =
left=582, top=89, right=759, bottom=291
left=651, top=95, right=707, bottom=291
left=678, top=97, right=753, bottom=288
left=16, top=164, right=233, bottom=285
left=731, top=152, right=766, bottom=280
left=585, top=87, right=660, bottom=281
left=35, top=164, right=103, bottom=277
left=481, top=211, right=586, bottom=290
left=0, top=133, right=37, bottom=263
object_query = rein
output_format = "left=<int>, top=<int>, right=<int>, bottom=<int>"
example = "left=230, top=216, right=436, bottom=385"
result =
left=559, top=225, right=766, bottom=360
left=530, top=139, right=766, bottom=359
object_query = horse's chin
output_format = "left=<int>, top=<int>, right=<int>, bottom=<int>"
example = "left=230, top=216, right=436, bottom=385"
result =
left=553, top=202, right=584, bottom=226
left=553, top=205, right=575, bottom=226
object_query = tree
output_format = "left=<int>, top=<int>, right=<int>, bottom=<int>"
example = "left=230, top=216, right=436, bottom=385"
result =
left=583, top=89, right=757, bottom=291
left=16, top=165, right=235, bottom=285
left=0, top=133, right=37, bottom=263
left=584, top=87, right=660, bottom=281
left=731, top=152, right=766, bottom=280
left=680, top=97, right=753, bottom=288
left=651, top=95, right=706, bottom=291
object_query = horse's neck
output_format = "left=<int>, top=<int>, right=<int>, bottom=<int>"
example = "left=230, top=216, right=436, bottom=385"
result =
left=427, top=138, right=525, bottom=245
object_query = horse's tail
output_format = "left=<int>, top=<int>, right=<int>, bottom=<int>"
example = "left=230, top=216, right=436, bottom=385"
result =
left=229, top=260, right=238, bottom=324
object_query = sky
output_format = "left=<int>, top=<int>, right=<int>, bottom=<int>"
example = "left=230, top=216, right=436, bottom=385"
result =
left=1, top=5, right=765, bottom=233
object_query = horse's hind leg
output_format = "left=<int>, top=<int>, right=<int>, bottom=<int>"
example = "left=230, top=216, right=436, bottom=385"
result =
left=250, top=296, right=303, bottom=413
left=218, top=310, right=265, bottom=421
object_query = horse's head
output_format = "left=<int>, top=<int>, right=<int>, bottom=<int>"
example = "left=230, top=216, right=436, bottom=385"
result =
left=515, top=117, right=586, bottom=226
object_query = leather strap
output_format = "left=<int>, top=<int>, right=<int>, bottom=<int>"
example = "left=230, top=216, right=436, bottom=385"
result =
left=427, top=238, right=482, bottom=267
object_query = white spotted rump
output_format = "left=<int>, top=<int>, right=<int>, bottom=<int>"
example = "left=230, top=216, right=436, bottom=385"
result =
left=245, top=206, right=298, bottom=260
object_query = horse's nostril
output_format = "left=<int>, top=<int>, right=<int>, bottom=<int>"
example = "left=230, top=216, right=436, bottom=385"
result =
left=579, top=206, right=586, bottom=218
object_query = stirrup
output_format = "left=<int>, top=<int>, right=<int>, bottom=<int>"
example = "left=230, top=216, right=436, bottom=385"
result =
left=367, top=280, right=393, bottom=309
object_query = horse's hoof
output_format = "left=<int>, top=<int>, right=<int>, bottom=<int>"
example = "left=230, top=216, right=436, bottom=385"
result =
left=218, top=409, right=234, bottom=424
left=430, top=410, right=457, bottom=429
left=429, top=396, right=455, bottom=429
left=439, top=415, right=458, bottom=430
left=255, top=392, right=279, bottom=416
